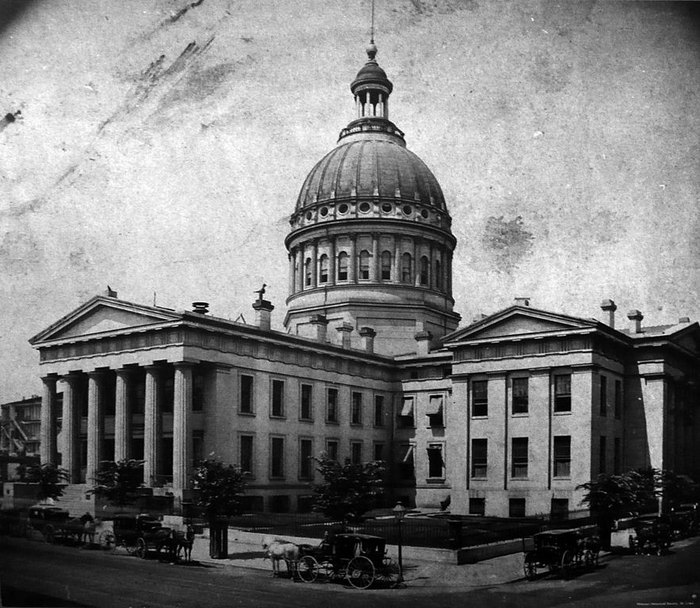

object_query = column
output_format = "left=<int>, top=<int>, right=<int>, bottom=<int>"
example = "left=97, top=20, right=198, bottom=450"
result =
left=86, top=371, right=104, bottom=485
left=428, top=241, right=435, bottom=289
left=329, top=237, right=336, bottom=286
left=297, top=245, right=305, bottom=291
left=61, top=374, right=81, bottom=483
left=114, top=369, right=131, bottom=462
left=349, top=236, right=357, bottom=284
left=143, top=366, right=161, bottom=486
left=288, top=251, right=295, bottom=295
left=370, top=233, right=379, bottom=281
left=447, top=251, right=453, bottom=296
left=310, top=239, right=318, bottom=288
left=40, top=375, right=58, bottom=466
left=173, top=363, right=193, bottom=491
left=393, top=237, right=401, bottom=283
left=413, top=237, right=421, bottom=287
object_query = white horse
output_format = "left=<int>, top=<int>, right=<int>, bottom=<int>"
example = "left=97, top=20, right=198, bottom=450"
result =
left=262, top=536, right=300, bottom=576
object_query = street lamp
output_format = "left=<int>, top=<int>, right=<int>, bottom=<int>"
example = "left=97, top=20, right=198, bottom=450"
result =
left=393, top=501, right=407, bottom=586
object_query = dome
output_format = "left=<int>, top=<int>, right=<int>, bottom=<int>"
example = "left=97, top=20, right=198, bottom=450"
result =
left=295, top=136, right=446, bottom=211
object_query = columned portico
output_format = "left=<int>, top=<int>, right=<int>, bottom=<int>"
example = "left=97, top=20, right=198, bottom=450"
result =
left=173, top=362, right=193, bottom=491
left=114, top=368, right=131, bottom=462
left=40, top=375, right=58, bottom=465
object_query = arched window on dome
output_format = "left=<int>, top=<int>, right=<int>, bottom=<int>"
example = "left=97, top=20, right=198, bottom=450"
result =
left=319, top=254, right=329, bottom=284
left=305, top=258, right=312, bottom=286
left=381, top=251, right=392, bottom=280
left=401, top=253, right=412, bottom=284
left=420, top=256, right=429, bottom=286
left=435, top=259, right=443, bottom=290
left=359, top=250, right=370, bottom=280
left=337, top=252, right=349, bottom=281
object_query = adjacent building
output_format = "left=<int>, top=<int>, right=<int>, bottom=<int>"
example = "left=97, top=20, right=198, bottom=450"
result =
left=29, top=42, right=700, bottom=517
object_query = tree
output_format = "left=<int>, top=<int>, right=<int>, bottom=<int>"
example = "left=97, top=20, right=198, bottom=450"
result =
left=312, top=454, right=385, bottom=525
left=90, top=459, right=145, bottom=507
left=192, top=459, right=246, bottom=559
left=26, top=463, right=69, bottom=502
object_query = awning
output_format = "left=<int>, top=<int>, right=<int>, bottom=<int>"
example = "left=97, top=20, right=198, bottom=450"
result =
left=426, top=395, right=443, bottom=416
left=400, top=396, right=414, bottom=417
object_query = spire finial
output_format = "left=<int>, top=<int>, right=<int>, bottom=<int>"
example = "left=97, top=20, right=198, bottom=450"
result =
left=370, top=0, right=375, bottom=43
left=367, top=0, right=377, bottom=60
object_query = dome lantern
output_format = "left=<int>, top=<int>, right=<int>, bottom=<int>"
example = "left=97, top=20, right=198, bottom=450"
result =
left=350, top=42, right=393, bottom=121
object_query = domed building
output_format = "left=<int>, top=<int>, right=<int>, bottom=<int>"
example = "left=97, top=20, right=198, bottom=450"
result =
left=26, top=41, right=700, bottom=523
left=285, top=43, right=460, bottom=355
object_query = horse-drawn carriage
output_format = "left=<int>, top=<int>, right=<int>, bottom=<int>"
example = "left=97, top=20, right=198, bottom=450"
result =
left=523, top=529, right=600, bottom=580
left=27, top=505, right=93, bottom=545
left=628, top=516, right=672, bottom=555
left=100, top=514, right=192, bottom=561
left=296, top=532, right=399, bottom=590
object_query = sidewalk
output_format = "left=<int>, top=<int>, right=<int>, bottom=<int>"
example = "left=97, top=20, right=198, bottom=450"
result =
left=187, top=531, right=525, bottom=588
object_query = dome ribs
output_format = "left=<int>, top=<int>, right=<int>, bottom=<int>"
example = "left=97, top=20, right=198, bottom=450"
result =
left=334, top=143, right=355, bottom=200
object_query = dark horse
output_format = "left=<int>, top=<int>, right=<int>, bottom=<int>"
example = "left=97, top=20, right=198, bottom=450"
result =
left=167, top=525, right=195, bottom=562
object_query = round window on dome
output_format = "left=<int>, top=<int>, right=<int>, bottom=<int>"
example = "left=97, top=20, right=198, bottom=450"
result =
left=381, top=202, right=393, bottom=213
left=359, top=202, right=371, bottom=213
left=403, top=205, right=413, bottom=216
left=338, top=203, right=349, bottom=214
left=305, top=211, right=312, bottom=220
left=319, top=207, right=329, bottom=217
left=421, top=209, right=429, bottom=219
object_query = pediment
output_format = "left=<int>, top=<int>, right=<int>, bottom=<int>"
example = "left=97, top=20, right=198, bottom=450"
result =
left=443, top=306, right=597, bottom=345
left=31, top=296, right=181, bottom=344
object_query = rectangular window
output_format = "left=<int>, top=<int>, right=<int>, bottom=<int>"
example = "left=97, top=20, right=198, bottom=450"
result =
left=553, top=436, right=571, bottom=477
left=512, top=377, right=529, bottom=414
left=350, top=441, right=362, bottom=465
left=614, top=437, right=621, bottom=474
left=511, top=437, right=528, bottom=478
left=469, top=498, right=485, bottom=516
left=351, top=392, right=362, bottom=425
left=599, top=435, right=607, bottom=474
left=614, top=380, right=622, bottom=419
left=427, top=444, right=444, bottom=479
left=374, top=395, right=384, bottom=427
left=326, top=388, right=338, bottom=423
left=299, top=438, right=313, bottom=480
left=300, top=384, right=313, bottom=420
left=399, top=444, right=415, bottom=480
left=240, top=435, right=254, bottom=476
left=326, top=439, right=339, bottom=461
left=553, top=374, right=572, bottom=412
left=240, top=374, right=254, bottom=414
left=509, top=498, right=526, bottom=518
left=471, top=438, right=488, bottom=478
left=398, top=396, right=415, bottom=427
left=271, top=437, right=285, bottom=478
left=426, top=394, right=444, bottom=427
left=551, top=498, right=569, bottom=520
left=192, top=372, right=205, bottom=412
left=271, top=379, right=285, bottom=417
left=600, top=375, right=608, bottom=416
left=472, top=380, right=488, bottom=417
left=192, top=430, right=204, bottom=465
left=373, top=442, right=384, bottom=462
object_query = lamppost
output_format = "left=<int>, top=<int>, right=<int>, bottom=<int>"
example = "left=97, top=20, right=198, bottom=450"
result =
left=393, top=501, right=406, bottom=586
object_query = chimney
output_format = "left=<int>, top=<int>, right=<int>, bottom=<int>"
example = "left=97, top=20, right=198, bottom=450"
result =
left=600, top=299, right=617, bottom=328
left=192, top=301, right=209, bottom=314
left=309, top=314, right=328, bottom=342
left=359, top=327, right=376, bottom=354
left=627, top=309, right=644, bottom=334
left=514, top=297, right=530, bottom=307
left=252, top=298, right=274, bottom=331
left=414, top=330, right=433, bottom=356
left=679, top=316, right=690, bottom=324
left=336, top=322, right=354, bottom=349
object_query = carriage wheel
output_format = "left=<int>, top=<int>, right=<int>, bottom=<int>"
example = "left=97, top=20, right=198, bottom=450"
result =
left=44, top=525, right=56, bottom=544
left=99, top=530, right=116, bottom=551
left=346, top=556, right=375, bottom=590
left=297, top=556, right=319, bottom=583
left=560, top=550, right=574, bottom=579
left=134, top=537, right=147, bottom=559
left=523, top=555, right=538, bottom=581
left=374, top=557, right=400, bottom=587
left=316, top=560, right=334, bottom=583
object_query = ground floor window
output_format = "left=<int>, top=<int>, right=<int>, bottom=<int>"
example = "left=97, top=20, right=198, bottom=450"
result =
left=551, top=498, right=569, bottom=519
left=469, top=498, right=485, bottom=516
left=509, top=498, right=526, bottom=518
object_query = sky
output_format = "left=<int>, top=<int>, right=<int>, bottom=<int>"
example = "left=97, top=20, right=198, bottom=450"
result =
left=0, top=0, right=698, bottom=403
